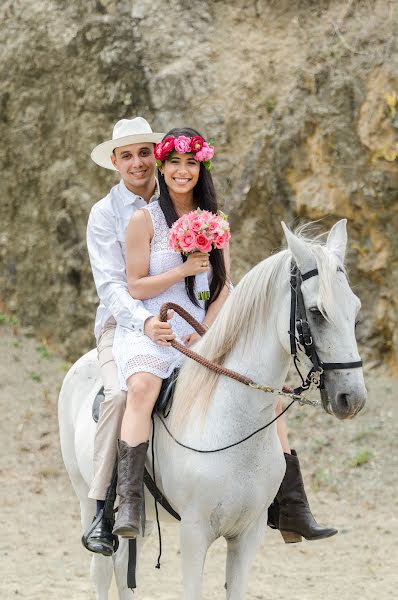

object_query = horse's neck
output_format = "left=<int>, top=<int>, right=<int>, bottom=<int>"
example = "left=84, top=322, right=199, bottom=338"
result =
left=226, top=312, right=290, bottom=392
left=202, top=309, right=291, bottom=437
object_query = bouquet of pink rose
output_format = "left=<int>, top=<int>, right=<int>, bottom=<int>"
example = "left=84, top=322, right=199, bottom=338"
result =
left=169, top=208, right=231, bottom=300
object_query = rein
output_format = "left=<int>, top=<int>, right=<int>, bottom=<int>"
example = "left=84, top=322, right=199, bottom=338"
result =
left=159, top=302, right=315, bottom=407
left=154, top=301, right=314, bottom=455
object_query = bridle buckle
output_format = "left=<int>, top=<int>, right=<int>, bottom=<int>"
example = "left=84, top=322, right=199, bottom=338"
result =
left=309, top=368, right=323, bottom=390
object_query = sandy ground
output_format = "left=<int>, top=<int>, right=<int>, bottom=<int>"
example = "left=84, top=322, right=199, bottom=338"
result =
left=1, top=323, right=397, bottom=600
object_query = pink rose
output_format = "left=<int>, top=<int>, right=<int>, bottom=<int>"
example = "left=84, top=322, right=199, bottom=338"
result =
left=190, top=216, right=204, bottom=232
left=214, top=230, right=230, bottom=249
left=196, top=234, right=212, bottom=253
left=200, top=210, right=212, bottom=221
left=179, top=232, right=197, bottom=252
left=207, top=215, right=220, bottom=232
left=174, top=135, right=192, bottom=154
left=194, top=143, right=214, bottom=162
left=169, top=231, right=181, bottom=251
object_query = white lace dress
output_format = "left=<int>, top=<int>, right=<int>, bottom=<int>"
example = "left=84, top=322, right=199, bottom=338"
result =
left=113, top=200, right=206, bottom=391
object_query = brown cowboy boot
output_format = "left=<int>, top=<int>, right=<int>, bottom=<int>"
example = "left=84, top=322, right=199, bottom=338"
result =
left=268, top=450, right=338, bottom=543
left=112, top=440, right=148, bottom=538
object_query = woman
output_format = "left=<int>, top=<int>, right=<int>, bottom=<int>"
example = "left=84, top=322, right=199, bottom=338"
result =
left=112, top=128, right=230, bottom=537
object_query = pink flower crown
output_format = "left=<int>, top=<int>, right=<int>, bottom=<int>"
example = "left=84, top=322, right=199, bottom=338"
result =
left=154, top=135, right=215, bottom=171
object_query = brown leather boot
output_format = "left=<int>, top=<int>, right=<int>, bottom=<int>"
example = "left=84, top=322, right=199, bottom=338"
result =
left=112, top=440, right=148, bottom=538
left=269, top=450, right=338, bottom=543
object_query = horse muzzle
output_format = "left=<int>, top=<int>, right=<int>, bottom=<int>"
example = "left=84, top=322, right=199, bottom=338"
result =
left=321, top=379, right=367, bottom=420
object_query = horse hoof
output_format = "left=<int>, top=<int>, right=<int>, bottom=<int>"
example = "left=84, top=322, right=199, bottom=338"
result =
left=280, top=530, right=302, bottom=543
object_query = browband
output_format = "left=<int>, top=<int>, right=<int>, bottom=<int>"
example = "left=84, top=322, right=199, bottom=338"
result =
left=301, top=266, right=344, bottom=281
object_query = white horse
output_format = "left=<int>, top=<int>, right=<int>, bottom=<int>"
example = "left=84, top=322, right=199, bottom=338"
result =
left=58, top=220, right=367, bottom=600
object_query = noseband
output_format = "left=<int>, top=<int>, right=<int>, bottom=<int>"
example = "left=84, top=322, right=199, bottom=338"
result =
left=289, top=262, right=362, bottom=396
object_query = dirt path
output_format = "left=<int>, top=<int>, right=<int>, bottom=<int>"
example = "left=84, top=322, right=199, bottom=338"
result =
left=1, top=324, right=396, bottom=599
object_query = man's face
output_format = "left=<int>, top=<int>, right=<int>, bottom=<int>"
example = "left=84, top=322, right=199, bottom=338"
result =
left=111, top=143, right=156, bottom=192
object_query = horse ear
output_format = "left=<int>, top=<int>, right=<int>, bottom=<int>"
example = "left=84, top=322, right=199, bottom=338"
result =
left=281, top=221, right=315, bottom=273
left=326, top=219, right=347, bottom=264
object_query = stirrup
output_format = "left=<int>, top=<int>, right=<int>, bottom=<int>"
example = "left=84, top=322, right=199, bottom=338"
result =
left=81, top=510, right=119, bottom=555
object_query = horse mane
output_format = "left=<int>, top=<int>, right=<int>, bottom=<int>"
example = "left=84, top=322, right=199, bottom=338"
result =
left=170, top=227, right=343, bottom=430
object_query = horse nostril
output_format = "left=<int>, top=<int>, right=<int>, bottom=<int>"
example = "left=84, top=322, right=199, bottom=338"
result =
left=336, top=393, right=351, bottom=413
left=335, top=389, right=366, bottom=418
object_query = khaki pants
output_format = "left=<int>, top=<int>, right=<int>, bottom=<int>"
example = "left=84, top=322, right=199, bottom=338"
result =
left=88, top=318, right=127, bottom=500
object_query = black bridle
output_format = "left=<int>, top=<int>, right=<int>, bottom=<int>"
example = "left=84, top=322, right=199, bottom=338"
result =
left=289, top=261, right=363, bottom=396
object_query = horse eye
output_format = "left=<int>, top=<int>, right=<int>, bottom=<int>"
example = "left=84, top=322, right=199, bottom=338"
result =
left=309, top=307, right=323, bottom=317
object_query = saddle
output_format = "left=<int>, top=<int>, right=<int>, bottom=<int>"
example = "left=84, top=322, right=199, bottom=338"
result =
left=92, top=368, right=179, bottom=424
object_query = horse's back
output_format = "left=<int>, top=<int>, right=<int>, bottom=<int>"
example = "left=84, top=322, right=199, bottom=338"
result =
left=58, top=349, right=100, bottom=496
left=58, top=348, right=100, bottom=427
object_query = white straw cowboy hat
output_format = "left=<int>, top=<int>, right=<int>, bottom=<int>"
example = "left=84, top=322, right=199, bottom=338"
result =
left=91, top=117, right=164, bottom=170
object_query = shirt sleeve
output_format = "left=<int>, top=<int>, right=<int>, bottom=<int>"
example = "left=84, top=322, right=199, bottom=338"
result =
left=87, top=205, right=153, bottom=333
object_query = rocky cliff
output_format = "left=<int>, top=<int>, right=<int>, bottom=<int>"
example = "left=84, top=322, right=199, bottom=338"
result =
left=1, top=0, right=397, bottom=368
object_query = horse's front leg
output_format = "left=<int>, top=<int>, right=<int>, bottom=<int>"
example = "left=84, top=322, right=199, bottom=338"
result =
left=112, top=537, right=132, bottom=600
left=90, top=553, right=114, bottom=600
left=180, top=516, right=213, bottom=600
left=225, top=511, right=267, bottom=600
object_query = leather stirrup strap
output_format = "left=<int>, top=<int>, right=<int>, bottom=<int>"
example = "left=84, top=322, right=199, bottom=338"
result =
left=103, top=460, right=118, bottom=521
left=127, top=538, right=137, bottom=589
left=143, top=468, right=181, bottom=521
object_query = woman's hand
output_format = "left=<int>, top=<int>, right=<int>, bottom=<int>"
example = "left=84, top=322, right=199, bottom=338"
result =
left=181, top=332, right=202, bottom=347
left=181, top=252, right=209, bottom=277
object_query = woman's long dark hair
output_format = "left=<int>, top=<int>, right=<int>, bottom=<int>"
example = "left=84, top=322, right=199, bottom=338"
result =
left=158, top=127, right=227, bottom=307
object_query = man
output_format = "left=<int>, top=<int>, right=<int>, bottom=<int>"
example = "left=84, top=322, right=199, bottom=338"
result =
left=83, top=116, right=337, bottom=556
left=83, top=117, right=174, bottom=555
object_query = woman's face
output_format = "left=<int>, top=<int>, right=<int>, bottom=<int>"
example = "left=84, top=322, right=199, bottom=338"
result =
left=161, top=152, right=200, bottom=196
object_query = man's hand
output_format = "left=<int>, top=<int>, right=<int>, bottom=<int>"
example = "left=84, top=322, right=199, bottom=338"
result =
left=144, top=310, right=175, bottom=346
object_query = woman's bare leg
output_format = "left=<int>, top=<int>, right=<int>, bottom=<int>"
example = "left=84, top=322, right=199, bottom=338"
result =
left=275, top=399, right=291, bottom=454
left=121, top=372, right=162, bottom=445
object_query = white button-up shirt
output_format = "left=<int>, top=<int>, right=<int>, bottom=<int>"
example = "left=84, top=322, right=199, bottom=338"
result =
left=87, top=179, right=159, bottom=341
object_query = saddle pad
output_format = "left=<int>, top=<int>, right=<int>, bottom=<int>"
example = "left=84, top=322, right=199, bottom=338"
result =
left=92, top=387, right=105, bottom=423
